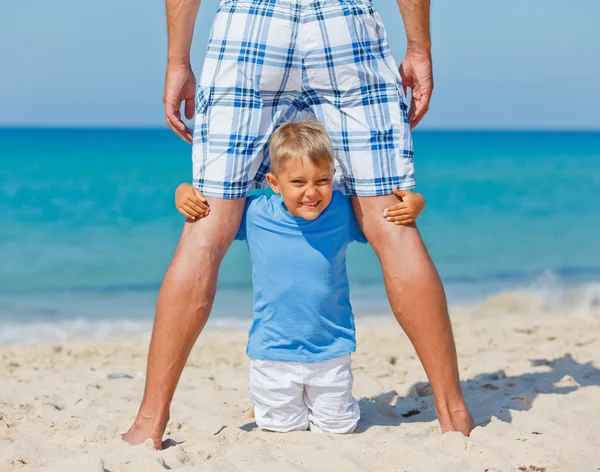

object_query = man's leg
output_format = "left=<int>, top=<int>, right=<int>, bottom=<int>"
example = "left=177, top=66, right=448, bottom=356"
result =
left=352, top=195, right=476, bottom=436
left=122, top=197, right=246, bottom=448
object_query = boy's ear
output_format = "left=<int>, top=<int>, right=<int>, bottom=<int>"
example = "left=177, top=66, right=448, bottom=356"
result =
left=265, top=173, right=281, bottom=194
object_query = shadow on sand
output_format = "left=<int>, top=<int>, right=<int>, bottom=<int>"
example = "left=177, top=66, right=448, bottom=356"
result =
left=357, top=353, right=600, bottom=432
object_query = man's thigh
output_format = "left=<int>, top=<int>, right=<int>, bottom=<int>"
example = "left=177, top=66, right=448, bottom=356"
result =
left=351, top=195, right=433, bottom=272
left=192, top=0, right=304, bottom=199
left=302, top=0, right=414, bottom=196
left=156, top=198, right=246, bottom=322
left=174, top=198, right=247, bottom=263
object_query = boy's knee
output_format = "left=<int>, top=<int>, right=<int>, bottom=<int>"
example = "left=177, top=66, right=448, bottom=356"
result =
left=253, top=404, right=309, bottom=432
left=308, top=407, right=360, bottom=434
left=307, top=395, right=361, bottom=434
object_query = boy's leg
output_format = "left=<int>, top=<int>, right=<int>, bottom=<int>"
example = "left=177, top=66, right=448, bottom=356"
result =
left=303, top=355, right=360, bottom=434
left=249, top=359, right=309, bottom=432
left=123, top=198, right=246, bottom=448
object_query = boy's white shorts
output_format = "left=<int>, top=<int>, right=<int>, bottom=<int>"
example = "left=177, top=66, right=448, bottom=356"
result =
left=249, top=354, right=360, bottom=434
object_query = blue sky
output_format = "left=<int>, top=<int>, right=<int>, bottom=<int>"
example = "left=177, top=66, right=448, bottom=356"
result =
left=1, top=0, right=598, bottom=129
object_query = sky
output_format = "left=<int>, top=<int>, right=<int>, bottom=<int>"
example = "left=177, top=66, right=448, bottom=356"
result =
left=1, top=0, right=598, bottom=129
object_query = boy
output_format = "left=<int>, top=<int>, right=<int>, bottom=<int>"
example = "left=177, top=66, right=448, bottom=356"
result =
left=175, top=121, right=425, bottom=433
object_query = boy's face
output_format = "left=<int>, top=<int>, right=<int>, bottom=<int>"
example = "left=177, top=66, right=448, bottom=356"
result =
left=266, top=157, right=334, bottom=220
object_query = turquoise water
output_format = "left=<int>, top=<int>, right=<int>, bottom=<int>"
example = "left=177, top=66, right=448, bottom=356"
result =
left=1, top=129, right=599, bottom=341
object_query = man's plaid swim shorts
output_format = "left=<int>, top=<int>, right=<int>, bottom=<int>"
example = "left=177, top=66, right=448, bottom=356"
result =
left=192, top=0, right=415, bottom=198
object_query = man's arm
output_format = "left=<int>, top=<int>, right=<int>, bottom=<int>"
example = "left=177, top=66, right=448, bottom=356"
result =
left=164, top=0, right=201, bottom=143
left=396, top=0, right=433, bottom=129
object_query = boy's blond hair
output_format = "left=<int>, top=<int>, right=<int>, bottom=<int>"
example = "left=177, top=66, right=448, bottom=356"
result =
left=269, top=121, right=335, bottom=175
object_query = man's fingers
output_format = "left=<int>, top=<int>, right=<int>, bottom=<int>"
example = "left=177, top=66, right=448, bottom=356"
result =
left=400, top=53, right=433, bottom=130
left=409, top=114, right=421, bottom=130
left=399, top=64, right=410, bottom=97
left=164, top=99, right=184, bottom=130
left=166, top=115, right=192, bottom=143
left=165, top=115, right=180, bottom=135
left=165, top=106, right=193, bottom=143
left=168, top=118, right=193, bottom=143
left=163, top=65, right=197, bottom=142
left=416, top=92, right=431, bottom=118
left=169, top=109, right=185, bottom=131
left=184, top=97, right=195, bottom=120
left=399, top=63, right=414, bottom=90
left=408, top=94, right=417, bottom=129
left=409, top=92, right=431, bottom=130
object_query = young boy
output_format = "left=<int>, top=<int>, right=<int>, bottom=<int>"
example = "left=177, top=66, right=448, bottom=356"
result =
left=175, top=121, right=425, bottom=433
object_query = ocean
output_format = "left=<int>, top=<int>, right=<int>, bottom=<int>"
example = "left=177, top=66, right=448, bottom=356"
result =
left=1, top=129, right=599, bottom=343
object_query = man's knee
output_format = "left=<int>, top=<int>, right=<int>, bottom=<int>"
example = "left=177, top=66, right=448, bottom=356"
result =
left=369, top=219, right=421, bottom=251
left=177, top=197, right=246, bottom=258
left=352, top=195, right=421, bottom=246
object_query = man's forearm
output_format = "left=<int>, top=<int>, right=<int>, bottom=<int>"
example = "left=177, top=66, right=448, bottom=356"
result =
left=166, top=0, right=201, bottom=65
left=397, top=0, right=431, bottom=53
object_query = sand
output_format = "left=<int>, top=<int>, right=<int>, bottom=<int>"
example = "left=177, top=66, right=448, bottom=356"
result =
left=1, top=300, right=600, bottom=471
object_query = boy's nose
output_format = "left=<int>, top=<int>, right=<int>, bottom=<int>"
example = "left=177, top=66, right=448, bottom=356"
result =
left=305, top=186, right=318, bottom=198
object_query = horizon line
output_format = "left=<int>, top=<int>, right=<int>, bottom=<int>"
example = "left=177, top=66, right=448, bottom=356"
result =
left=1, top=125, right=600, bottom=133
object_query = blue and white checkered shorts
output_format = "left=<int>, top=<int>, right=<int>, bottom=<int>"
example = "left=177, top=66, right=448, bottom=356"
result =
left=192, top=0, right=414, bottom=198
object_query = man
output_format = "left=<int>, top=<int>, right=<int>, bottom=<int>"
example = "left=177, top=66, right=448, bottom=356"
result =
left=123, top=0, right=475, bottom=448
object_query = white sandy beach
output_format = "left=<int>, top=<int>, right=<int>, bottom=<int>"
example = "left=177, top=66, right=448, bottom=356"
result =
left=1, top=294, right=600, bottom=472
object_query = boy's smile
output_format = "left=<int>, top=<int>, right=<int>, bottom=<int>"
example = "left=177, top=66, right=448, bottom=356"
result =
left=266, top=157, right=334, bottom=220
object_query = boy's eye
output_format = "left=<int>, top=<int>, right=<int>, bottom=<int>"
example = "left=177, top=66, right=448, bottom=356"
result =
left=317, top=179, right=330, bottom=184
left=291, top=180, right=304, bottom=184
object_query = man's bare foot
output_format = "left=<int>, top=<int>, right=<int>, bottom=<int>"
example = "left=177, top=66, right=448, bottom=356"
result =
left=248, top=407, right=255, bottom=419
left=122, top=411, right=169, bottom=450
left=437, top=405, right=477, bottom=436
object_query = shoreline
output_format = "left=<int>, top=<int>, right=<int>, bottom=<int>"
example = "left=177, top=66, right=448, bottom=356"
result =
left=2, top=281, right=600, bottom=346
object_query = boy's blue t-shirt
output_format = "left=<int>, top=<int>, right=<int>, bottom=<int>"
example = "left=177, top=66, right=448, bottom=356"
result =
left=236, top=190, right=367, bottom=363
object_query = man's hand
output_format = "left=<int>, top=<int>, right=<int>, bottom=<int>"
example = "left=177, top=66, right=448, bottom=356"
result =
left=164, top=63, right=196, bottom=143
left=399, top=50, right=433, bottom=130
